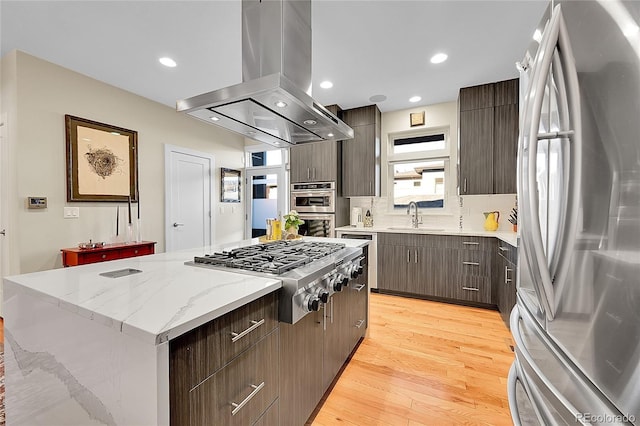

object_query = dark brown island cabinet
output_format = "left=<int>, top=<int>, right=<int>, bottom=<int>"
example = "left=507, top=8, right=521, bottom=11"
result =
left=169, top=247, right=369, bottom=426
left=459, top=78, right=519, bottom=195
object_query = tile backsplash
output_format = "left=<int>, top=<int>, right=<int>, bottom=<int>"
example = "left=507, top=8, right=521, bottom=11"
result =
left=348, top=193, right=517, bottom=232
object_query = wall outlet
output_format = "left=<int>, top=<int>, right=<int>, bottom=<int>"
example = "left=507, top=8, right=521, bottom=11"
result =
left=63, top=207, right=79, bottom=218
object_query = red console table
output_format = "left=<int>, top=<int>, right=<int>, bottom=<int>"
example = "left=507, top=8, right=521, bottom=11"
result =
left=61, top=241, right=156, bottom=267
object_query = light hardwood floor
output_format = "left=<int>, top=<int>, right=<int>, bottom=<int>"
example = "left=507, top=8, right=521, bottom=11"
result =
left=311, top=293, right=515, bottom=426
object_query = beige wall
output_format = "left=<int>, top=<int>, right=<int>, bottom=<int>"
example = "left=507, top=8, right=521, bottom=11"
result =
left=1, top=50, right=246, bottom=275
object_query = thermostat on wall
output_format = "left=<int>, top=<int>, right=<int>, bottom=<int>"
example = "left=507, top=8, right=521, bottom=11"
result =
left=28, top=197, right=47, bottom=209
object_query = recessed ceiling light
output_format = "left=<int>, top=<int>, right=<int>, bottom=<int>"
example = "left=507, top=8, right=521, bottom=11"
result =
left=275, top=101, right=288, bottom=108
left=246, top=131, right=256, bottom=136
left=533, top=29, right=543, bottom=43
left=303, top=119, right=317, bottom=126
left=319, top=80, right=333, bottom=89
left=159, top=57, right=177, bottom=68
left=623, top=24, right=639, bottom=37
left=369, top=94, right=387, bottom=103
left=327, top=133, right=334, bottom=138
left=210, top=116, right=220, bottom=122
left=430, top=53, right=448, bottom=64
left=409, top=96, right=422, bottom=103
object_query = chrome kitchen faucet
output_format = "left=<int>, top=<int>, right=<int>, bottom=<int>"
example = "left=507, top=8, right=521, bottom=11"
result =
left=407, top=201, right=422, bottom=228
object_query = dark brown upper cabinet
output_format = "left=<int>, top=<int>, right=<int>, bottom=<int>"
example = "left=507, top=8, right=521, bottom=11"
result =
left=459, top=78, right=519, bottom=195
left=341, top=105, right=381, bottom=197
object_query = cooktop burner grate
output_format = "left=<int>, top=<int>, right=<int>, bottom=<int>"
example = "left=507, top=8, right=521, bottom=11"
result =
left=193, top=240, right=345, bottom=275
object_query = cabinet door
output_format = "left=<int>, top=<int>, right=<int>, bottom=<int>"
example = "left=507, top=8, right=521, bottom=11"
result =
left=377, top=243, right=409, bottom=292
left=459, top=84, right=495, bottom=111
left=348, top=265, right=368, bottom=350
left=312, top=140, right=337, bottom=182
left=493, top=104, right=519, bottom=194
left=342, top=124, right=376, bottom=196
left=407, top=246, right=447, bottom=297
left=459, top=108, right=494, bottom=195
left=494, top=78, right=519, bottom=106
left=279, top=311, right=323, bottom=426
left=322, top=292, right=350, bottom=392
left=289, top=143, right=314, bottom=183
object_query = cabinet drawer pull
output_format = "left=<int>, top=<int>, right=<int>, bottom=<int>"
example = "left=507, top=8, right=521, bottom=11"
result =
left=407, top=249, right=410, bottom=263
left=230, top=319, right=265, bottom=342
left=462, top=286, right=480, bottom=292
left=307, top=168, right=310, bottom=180
left=355, top=319, right=365, bottom=329
left=101, top=254, right=107, bottom=259
left=231, top=382, right=265, bottom=416
left=354, top=284, right=366, bottom=292
left=505, top=266, right=513, bottom=284
left=462, top=261, right=480, bottom=266
left=462, top=241, right=480, bottom=245
left=498, top=246, right=508, bottom=252
left=134, top=249, right=139, bottom=254
left=464, top=178, right=468, bottom=193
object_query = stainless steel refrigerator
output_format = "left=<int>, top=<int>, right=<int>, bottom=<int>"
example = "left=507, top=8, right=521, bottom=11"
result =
left=510, top=1, right=640, bottom=424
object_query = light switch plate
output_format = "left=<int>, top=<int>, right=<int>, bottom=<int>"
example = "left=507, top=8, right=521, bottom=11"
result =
left=64, top=207, right=80, bottom=218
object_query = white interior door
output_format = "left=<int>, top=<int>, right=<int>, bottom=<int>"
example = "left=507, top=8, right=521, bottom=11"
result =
left=165, top=145, right=214, bottom=251
left=0, top=115, right=7, bottom=282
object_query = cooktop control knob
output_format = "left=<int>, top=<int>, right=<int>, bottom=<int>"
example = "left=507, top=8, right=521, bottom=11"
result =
left=340, top=276, right=349, bottom=287
left=351, top=265, right=364, bottom=278
left=333, top=274, right=344, bottom=292
left=304, top=294, right=320, bottom=312
left=314, top=288, right=329, bottom=303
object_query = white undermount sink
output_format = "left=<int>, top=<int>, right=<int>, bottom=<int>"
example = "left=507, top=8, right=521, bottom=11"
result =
left=386, top=226, right=445, bottom=232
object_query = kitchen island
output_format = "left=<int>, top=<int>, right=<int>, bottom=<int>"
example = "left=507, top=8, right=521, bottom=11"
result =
left=3, top=237, right=368, bottom=425
left=3, top=246, right=281, bottom=425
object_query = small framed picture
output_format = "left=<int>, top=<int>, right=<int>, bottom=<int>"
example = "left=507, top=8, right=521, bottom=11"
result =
left=221, top=168, right=241, bottom=203
left=410, top=111, right=425, bottom=127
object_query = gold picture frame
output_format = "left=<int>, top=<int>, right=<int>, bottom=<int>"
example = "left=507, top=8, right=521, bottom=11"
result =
left=410, top=111, right=425, bottom=127
left=65, top=115, right=138, bottom=202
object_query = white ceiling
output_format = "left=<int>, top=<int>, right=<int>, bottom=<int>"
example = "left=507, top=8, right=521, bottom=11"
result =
left=0, top=1, right=548, bottom=113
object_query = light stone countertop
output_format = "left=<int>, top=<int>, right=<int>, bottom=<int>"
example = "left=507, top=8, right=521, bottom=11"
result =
left=335, top=225, right=518, bottom=247
left=3, top=237, right=368, bottom=346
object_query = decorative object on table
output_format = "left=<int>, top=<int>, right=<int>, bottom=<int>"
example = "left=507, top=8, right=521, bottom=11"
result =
left=78, top=239, right=105, bottom=250
left=410, top=111, right=425, bottom=127
left=126, top=195, right=134, bottom=243
left=65, top=115, right=138, bottom=202
left=136, top=191, right=142, bottom=242
left=483, top=211, right=500, bottom=231
left=363, top=209, right=374, bottom=227
left=283, top=210, right=304, bottom=239
left=265, top=218, right=282, bottom=241
left=508, top=207, right=518, bottom=232
left=221, top=168, right=241, bottom=202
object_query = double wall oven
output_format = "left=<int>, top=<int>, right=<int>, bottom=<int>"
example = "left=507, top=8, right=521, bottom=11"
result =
left=290, top=182, right=337, bottom=237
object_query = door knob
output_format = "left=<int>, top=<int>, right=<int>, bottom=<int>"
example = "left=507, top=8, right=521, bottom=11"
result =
left=173, top=222, right=184, bottom=227
left=0, top=229, right=5, bottom=235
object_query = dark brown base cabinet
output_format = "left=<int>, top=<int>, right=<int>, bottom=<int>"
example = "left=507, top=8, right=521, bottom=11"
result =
left=495, top=241, right=518, bottom=328
left=377, top=233, right=494, bottom=305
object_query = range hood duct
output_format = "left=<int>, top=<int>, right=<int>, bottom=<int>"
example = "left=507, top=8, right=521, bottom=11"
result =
left=176, top=0, right=353, bottom=147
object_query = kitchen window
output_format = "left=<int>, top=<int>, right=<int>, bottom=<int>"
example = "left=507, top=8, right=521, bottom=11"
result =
left=388, top=129, right=449, bottom=211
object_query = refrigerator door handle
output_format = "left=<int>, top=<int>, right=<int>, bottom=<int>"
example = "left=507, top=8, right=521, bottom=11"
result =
left=522, top=4, right=582, bottom=321
left=519, top=4, right=562, bottom=320
left=508, top=362, right=525, bottom=426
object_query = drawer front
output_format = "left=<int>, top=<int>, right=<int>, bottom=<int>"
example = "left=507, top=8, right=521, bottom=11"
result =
left=449, top=275, right=492, bottom=304
left=190, top=330, right=279, bottom=426
left=447, top=235, right=494, bottom=250
left=119, top=244, right=154, bottom=258
left=80, top=250, right=121, bottom=264
left=253, top=399, right=279, bottom=426
left=456, top=250, right=491, bottom=277
left=192, top=292, right=279, bottom=386
left=497, top=241, right=517, bottom=264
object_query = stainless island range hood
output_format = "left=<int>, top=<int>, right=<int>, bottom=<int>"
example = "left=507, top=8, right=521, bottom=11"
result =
left=176, top=0, right=353, bottom=147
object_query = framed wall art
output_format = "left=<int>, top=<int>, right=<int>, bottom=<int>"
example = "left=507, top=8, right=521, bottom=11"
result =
left=221, top=168, right=241, bottom=203
left=65, top=115, right=138, bottom=202
left=410, top=111, right=425, bottom=127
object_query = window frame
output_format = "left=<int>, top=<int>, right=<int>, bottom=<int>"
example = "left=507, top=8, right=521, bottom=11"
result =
left=386, top=126, right=452, bottom=214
